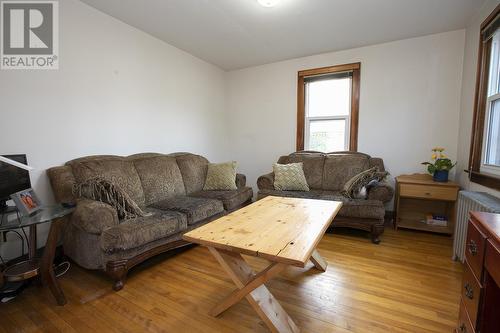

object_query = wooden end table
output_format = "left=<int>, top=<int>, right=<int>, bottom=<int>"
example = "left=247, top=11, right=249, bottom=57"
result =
left=394, top=173, right=460, bottom=235
left=183, top=196, right=342, bottom=333
left=0, top=205, right=74, bottom=305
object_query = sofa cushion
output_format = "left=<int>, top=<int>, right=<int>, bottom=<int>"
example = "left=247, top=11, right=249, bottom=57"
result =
left=258, top=189, right=315, bottom=200
left=100, top=208, right=187, bottom=253
left=133, top=156, right=186, bottom=206
left=151, top=196, right=224, bottom=225
left=174, top=154, right=209, bottom=194
left=277, top=154, right=324, bottom=189
left=315, top=191, right=386, bottom=220
left=322, top=154, right=370, bottom=191
left=69, top=157, right=146, bottom=206
left=203, top=161, right=238, bottom=190
left=273, top=163, right=310, bottom=191
left=257, top=190, right=385, bottom=220
left=192, top=187, right=253, bottom=211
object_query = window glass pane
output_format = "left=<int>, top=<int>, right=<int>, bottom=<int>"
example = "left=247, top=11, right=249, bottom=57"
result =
left=306, top=78, right=351, bottom=117
left=488, top=30, right=500, bottom=96
left=485, top=99, right=500, bottom=166
left=308, top=119, right=346, bottom=152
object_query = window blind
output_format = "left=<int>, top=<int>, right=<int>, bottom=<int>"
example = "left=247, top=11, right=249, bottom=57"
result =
left=303, top=71, right=352, bottom=84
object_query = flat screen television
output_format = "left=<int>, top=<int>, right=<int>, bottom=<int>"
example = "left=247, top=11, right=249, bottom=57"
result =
left=0, top=154, right=31, bottom=211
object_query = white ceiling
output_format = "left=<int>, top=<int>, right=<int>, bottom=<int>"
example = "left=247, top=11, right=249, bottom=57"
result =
left=80, top=0, right=486, bottom=70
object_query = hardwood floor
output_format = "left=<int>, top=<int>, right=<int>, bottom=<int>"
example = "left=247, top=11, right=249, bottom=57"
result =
left=1, top=227, right=463, bottom=333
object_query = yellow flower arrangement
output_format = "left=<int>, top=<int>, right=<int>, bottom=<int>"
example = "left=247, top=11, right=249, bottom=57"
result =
left=422, top=147, right=456, bottom=176
left=431, top=147, right=447, bottom=159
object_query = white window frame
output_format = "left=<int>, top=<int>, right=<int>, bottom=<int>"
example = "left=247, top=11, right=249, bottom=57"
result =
left=481, top=92, right=500, bottom=175
left=481, top=30, right=500, bottom=177
left=303, top=76, right=352, bottom=152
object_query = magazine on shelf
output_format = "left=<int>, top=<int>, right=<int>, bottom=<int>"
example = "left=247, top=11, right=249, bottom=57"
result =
left=424, top=213, right=448, bottom=227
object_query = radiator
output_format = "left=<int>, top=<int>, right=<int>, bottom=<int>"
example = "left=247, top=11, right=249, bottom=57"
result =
left=453, top=191, right=500, bottom=262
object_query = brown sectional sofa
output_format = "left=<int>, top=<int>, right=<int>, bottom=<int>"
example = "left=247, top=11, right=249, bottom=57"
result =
left=47, top=152, right=253, bottom=290
left=257, top=151, right=394, bottom=243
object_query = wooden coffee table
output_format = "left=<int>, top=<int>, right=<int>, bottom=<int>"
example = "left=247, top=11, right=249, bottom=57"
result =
left=183, top=196, right=342, bottom=333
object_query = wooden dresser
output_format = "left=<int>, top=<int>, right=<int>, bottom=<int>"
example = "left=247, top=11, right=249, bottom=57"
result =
left=456, top=212, right=500, bottom=333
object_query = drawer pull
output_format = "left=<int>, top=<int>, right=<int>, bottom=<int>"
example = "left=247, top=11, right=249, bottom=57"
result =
left=425, top=192, right=431, bottom=195
left=468, top=240, right=478, bottom=256
left=464, top=283, right=474, bottom=299
left=459, top=323, right=467, bottom=333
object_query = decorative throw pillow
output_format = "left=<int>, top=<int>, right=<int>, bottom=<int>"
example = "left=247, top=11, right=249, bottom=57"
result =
left=342, top=167, right=388, bottom=199
left=73, top=177, right=148, bottom=220
left=203, top=161, right=238, bottom=190
left=273, top=163, right=310, bottom=191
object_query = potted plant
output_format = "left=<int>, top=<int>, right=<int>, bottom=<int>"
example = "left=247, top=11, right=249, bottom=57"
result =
left=421, top=147, right=456, bottom=182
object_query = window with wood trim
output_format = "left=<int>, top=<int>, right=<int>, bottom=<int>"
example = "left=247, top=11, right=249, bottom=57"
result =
left=296, top=63, right=360, bottom=152
left=469, top=4, right=500, bottom=190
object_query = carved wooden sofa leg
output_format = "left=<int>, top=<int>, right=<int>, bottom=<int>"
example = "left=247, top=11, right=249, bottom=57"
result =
left=106, top=260, right=129, bottom=291
left=371, top=224, right=385, bottom=244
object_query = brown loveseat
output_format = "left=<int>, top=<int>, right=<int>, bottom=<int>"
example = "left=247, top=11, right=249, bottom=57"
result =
left=47, top=153, right=253, bottom=290
left=257, top=152, right=393, bottom=243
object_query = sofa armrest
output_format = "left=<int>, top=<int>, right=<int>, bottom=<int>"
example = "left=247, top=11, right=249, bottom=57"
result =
left=236, top=173, right=246, bottom=188
left=71, top=199, right=119, bottom=235
left=367, top=182, right=394, bottom=203
left=257, top=172, right=275, bottom=191
left=47, top=165, right=76, bottom=204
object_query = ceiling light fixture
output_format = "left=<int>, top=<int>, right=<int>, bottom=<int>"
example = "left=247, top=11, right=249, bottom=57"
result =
left=257, top=0, right=280, bottom=7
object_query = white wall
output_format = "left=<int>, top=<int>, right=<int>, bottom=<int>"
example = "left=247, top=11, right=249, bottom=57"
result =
left=456, top=0, right=500, bottom=197
left=0, top=0, right=228, bottom=260
left=0, top=2, right=479, bottom=262
left=226, top=30, right=466, bottom=197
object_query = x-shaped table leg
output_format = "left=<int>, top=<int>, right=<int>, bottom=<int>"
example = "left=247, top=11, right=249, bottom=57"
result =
left=309, top=249, right=328, bottom=272
left=208, top=247, right=328, bottom=332
left=208, top=247, right=299, bottom=333
left=208, top=247, right=328, bottom=333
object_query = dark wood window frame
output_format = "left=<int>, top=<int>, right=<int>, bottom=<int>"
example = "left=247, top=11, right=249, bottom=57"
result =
left=296, top=62, right=360, bottom=152
left=468, top=4, right=500, bottom=191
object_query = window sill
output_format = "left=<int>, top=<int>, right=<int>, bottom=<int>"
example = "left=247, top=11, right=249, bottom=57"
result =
left=470, top=171, right=500, bottom=191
